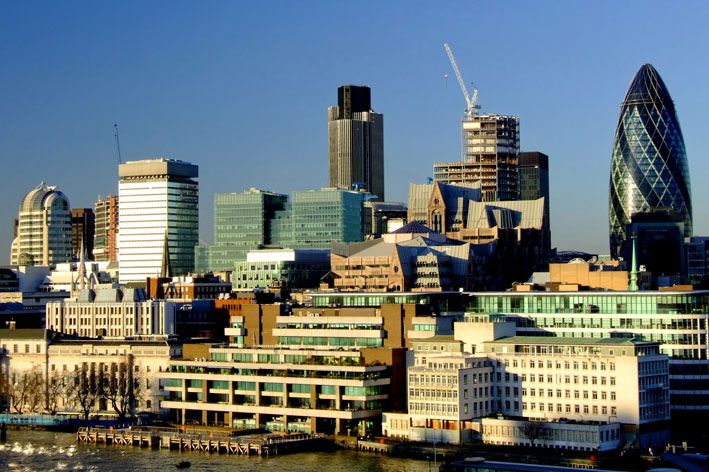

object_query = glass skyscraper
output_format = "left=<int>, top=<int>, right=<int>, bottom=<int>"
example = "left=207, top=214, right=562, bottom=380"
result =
left=609, top=64, right=692, bottom=259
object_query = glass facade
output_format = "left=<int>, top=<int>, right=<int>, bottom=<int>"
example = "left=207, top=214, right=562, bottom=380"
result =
left=609, top=64, right=692, bottom=258
left=289, top=189, right=365, bottom=248
left=196, top=188, right=366, bottom=273
left=194, top=190, right=287, bottom=272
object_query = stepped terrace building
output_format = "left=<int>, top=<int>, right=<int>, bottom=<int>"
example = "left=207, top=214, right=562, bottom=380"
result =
left=160, top=344, right=393, bottom=435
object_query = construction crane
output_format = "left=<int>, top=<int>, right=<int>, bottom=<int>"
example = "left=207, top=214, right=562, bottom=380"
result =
left=443, top=42, right=479, bottom=118
left=114, top=123, right=122, bottom=164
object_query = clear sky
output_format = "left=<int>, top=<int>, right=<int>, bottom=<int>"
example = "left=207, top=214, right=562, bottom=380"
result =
left=2, top=1, right=708, bottom=263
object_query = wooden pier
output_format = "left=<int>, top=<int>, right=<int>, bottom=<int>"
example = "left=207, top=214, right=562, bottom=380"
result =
left=77, top=427, right=321, bottom=457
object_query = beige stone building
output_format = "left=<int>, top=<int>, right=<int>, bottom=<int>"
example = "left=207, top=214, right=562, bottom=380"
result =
left=330, top=221, right=475, bottom=292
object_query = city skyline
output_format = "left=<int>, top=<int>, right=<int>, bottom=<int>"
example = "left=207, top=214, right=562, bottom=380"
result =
left=3, top=1, right=709, bottom=263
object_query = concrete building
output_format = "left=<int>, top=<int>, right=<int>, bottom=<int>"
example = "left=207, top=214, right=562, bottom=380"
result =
left=464, top=290, right=709, bottom=434
left=94, top=195, right=118, bottom=263
left=10, top=183, right=72, bottom=266
left=161, top=343, right=394, bottom=435
left=383, top=319, right=668, bottom=447
left=330, top=222, right=475, bottom=292
left=547, top=259, right=631, bottom=291
left=146, top=273, right=232, bottom=300
left=481, top=336, right=669, bottom=445
left=118, top=159, right=199, bottom=283
left=46, top=287, right=176, bottom=338
left=0, top=328, right=178, bottom=416
left=434, top=114, right=519, bottom=202
left=328, top=85, right=384, bottom=200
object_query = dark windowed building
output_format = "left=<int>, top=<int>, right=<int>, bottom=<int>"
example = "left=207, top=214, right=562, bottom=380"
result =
left=328, top=85, right=384, bottom=200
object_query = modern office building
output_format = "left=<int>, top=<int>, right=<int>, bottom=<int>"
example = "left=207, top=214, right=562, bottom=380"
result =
left=518, top=151, right=550, bottom=232
left=363, top=201, right=408, bottom=239
left=196, top=188, right=365, bottom=273
left=94, top=195, right=118, bottom=263
left=609, top=64, right=692, bottom=260
left=161, top=343, right=392, bottom=435
left=231, top=248, right=330, bottom=291
left=10, top=183, right=73, bottom=266
left=328, top=85, right=384, bottom=200
left=195, top=189, right=288, bottom=272
left=383, top=316, right=668, bottom=447
left=310, top=289, right=709, bottom=435
left=434, top=114, right=519, bottom=202
left=287, top=188, right=367, bottom=249
left=71, top=208, right=95, bottom=260
left=463, top=290, right=709, bottom=434
left=118, top=159, right=199, bottom=283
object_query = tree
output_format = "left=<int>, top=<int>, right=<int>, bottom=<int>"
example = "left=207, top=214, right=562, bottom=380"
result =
left=8, top=366, right=43, bottom=414
left=45, top=371, right=66, bottom=414
left=65, top=365, right=104, bottom=421
left=102, top=362, right=143, bottom=419
left=521, top=421, right=548, bottom=447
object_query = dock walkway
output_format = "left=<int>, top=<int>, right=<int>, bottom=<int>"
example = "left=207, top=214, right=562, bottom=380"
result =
left=77, top=427, right=321, bottom=456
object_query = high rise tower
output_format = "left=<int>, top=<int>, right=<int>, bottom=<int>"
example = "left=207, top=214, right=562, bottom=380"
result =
left=10, top=183, right=72, bottom=266
left=118, top=159, right=198, bottom=283
left=609, top=64, right=692, bottom=259
left=328, top=85, right=384, bottom=200
left=94, top=195, right=119, bottom=262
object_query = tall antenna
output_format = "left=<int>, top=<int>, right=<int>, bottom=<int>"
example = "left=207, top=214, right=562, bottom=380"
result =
left=114, top=123, right=122, bottom=164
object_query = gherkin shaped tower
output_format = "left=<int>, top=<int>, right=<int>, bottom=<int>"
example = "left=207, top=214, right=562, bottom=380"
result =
left=609, top=64, right=692, bottom=258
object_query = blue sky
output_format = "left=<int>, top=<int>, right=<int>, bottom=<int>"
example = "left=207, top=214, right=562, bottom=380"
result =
left=2, top=1, right=709, bottom=263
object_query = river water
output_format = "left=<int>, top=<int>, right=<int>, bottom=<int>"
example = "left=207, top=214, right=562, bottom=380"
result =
left=0, top=430, right=433, bottom=471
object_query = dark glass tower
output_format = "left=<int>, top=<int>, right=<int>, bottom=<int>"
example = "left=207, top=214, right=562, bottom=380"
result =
left=609, top=64, right=692, bottom=259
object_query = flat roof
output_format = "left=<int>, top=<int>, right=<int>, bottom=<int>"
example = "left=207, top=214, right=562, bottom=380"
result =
left=0, top=329, right=47, bottom=340
left=487, top=336, right=657, bottom=347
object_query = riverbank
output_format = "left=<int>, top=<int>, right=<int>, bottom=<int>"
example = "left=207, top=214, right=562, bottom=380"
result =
left=0, top=430, right=431, bottom=472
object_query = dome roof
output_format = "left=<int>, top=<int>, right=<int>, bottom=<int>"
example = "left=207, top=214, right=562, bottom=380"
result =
left=20, top=182, right=70, bottom=212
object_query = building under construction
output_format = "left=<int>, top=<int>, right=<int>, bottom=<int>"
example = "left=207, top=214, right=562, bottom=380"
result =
left=434, top=114, right=520, bottom=201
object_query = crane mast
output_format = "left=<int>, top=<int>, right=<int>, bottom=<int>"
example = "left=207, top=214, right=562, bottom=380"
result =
left=443, top=42, right=479, bottom=117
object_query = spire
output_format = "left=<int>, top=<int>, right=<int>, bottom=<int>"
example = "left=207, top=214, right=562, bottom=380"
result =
left=160, top=232, right=172, bottom=278
left=629, top=233, right=639, bottom=291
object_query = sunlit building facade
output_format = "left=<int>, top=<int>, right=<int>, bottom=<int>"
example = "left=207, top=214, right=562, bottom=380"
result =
left=118, top=159, right=199, bottom=283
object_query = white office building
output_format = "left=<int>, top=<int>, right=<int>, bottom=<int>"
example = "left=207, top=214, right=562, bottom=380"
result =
left=118, top=159, right=198, bottom=283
